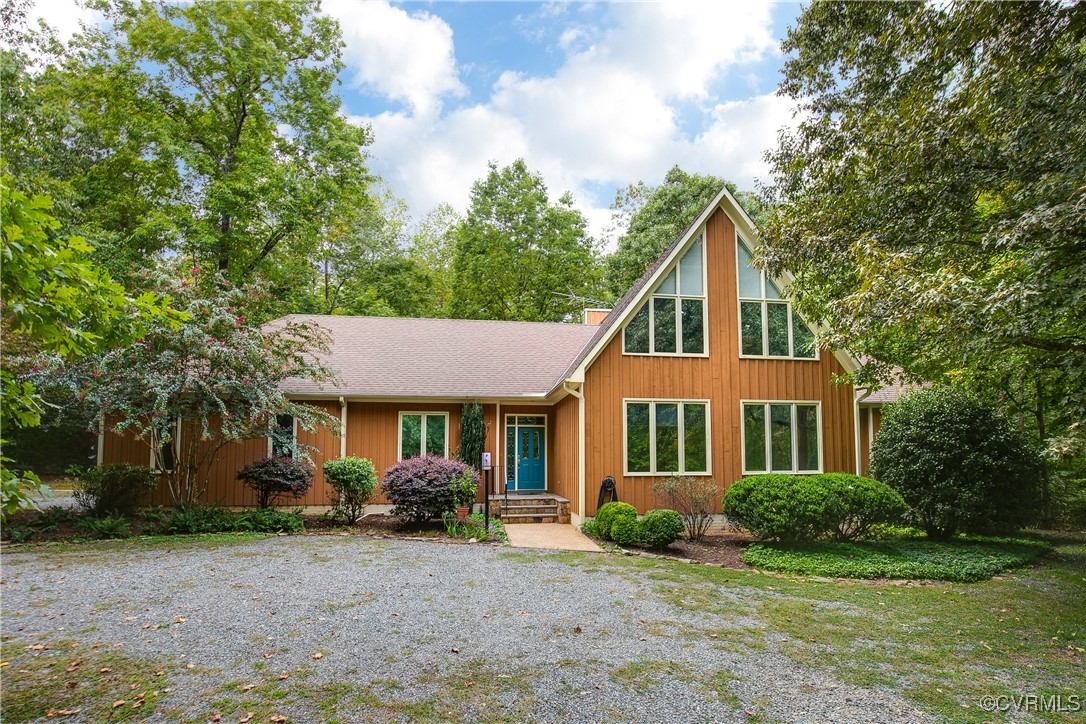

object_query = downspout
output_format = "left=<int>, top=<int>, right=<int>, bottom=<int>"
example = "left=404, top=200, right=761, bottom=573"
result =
left=854, top=388, right=872, bottom=475
left=495, top=401, right=501, bottom=501
left=563, top=381, right=585, bottom=525
left=96, top=417, right=105, bottom=467
left=339, top=397, right=347, bottom=458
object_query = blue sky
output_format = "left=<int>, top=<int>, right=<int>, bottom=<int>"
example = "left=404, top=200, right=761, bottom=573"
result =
left=34, top=0, right=805, bottom=243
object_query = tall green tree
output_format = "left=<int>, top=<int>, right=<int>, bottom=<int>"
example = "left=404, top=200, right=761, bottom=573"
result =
left=605, top=166, right=760, bottom=298
left=0, top=177, right=179, bottom=515
left=408, top=203, right=462, bottom=317
left=761, top=1, right=1086, bottom=418
left=9, top=0, right=373, bottom=298
left=450, top=160, right=601, bottom=322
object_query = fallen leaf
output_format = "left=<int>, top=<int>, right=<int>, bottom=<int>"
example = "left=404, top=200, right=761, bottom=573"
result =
left=311, top=652, right=322, bottom=660
left=186, top=663, right=195, bottom=669
left=100, top=667, right=112, bottom=673
left=269, top=717, right=287, bottom=723
left=450, top=647, right=460, bottom=653
left=29, top=644, right=46, bottom=651
left=175, top=617, right=186, bottom=624
left=65, top=660, right=82, bottom=673
left=278, top=672, right=289, bottom=680
left=112, top=700, right=126, bottom=709
left=210, top=715, right=221, bottom=722
left=241, top=683, right=257, bottom=691
left=0, top=661, right=8, bottom=667
left=132, top=701, right=143, bottom=708
left=238, top=714, right=254, bottom=723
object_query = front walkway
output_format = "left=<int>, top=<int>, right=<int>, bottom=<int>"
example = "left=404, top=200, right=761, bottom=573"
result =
left=503, top=522, right=602, bottom=552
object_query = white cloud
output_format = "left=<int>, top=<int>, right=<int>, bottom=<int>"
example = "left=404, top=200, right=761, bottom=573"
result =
left=323, top=0, right=464, bottom=117
left=352, top=2, right=788, bottom=241
left=24, top=0, right=101, bottom=42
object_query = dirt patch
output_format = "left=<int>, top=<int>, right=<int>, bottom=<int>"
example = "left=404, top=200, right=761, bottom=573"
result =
left=662, top=535, right=755, bottom=569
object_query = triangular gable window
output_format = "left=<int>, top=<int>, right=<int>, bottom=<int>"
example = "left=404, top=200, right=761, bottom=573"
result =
left=737, top=236, right=816, bottom=359
left=623, top=235, right=706, bottom=356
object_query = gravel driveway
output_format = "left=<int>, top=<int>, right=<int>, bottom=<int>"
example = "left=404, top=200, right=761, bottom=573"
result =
left=1, top=535, right=929, bottom=722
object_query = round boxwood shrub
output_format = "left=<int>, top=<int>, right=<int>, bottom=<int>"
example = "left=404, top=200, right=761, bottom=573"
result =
left=322, top=456, right=378, bottom=524
left=610, top=515, right=642, bottom=547
left=723, top=474, right=828, bottom=541
left=382, top=454, right=478, bottom=523
left=817, top=473, right=907, bottom=540
left=595, top=501, right=637, bottom=540
left=237, top=456, right=315, bottom=509
left=639, top=508, right=684, bottom=549
left=871, top=387, right=1043, bottom=539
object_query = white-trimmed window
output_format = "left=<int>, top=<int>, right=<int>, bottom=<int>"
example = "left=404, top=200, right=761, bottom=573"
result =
left=741, top=401, right=822, bottom=474
left=737, top=237, right=817, bottom=359
left=399, top=412, right=448, bottom=459
left=624, top=400, right=710, bottom=475
left=269, top=414, right=296, bottom=458
left=623, top=234, right=707, bottom=356
left=150, top=419, right=181, bottom=471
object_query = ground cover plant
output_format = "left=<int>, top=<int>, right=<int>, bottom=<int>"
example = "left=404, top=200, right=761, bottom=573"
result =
left=741, top=536, right=1052, bottom=582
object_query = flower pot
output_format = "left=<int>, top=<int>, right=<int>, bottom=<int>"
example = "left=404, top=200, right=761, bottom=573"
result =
left=456, top=506, right=469, bottom=521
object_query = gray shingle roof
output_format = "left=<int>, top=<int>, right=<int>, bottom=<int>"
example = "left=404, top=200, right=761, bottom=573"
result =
left=277, top=315, right=599, bottom=399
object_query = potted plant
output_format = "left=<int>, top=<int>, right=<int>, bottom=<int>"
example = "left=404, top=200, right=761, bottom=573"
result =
left=451, top=470, right=478, bottom=520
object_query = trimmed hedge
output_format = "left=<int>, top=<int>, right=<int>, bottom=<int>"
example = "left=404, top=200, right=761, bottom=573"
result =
left=595, top=502, right=637, bottom=540
left=723, top=473, right=906, bottom=542
left=639, top=509, right=684, bottom=549
left=610, top=516, right=642, bottom=546
left=382, top=454, right=479, bottom=523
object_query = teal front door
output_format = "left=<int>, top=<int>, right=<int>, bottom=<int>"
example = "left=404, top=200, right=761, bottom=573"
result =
left=514, top=425, right=545, bottom=491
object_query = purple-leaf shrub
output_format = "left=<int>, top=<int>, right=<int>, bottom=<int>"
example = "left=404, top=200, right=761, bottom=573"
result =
left=237, top=456, right=315, bottom=509
left=382, top=454, right=479, bottom=523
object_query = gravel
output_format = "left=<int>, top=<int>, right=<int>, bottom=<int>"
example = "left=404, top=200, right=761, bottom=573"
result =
left=1, top=535, right=931, bottom=722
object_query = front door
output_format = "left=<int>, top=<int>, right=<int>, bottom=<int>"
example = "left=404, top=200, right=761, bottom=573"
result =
left=506, top=416, right=546, bottom=492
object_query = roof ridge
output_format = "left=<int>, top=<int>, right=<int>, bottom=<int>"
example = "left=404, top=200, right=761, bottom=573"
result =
left=276, top=313, right=595, bottom=329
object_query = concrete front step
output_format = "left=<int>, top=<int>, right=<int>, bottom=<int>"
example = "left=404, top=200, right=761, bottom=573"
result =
left=501, top=513, right=559, bottom=523
left=488, top=493, right=571, bottom=524
left=498, top=505, right=559, bottom=515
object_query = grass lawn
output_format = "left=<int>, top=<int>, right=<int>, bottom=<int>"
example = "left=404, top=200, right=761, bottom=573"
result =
left=742, top=535, right=1052, bottom=582
left=545, top=533, right=1085, bottom=720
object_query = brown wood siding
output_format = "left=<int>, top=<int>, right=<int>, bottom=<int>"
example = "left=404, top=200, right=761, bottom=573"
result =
left=550, top=395, right=579, bottom=513
left=582, top=207, right=858, bottom=515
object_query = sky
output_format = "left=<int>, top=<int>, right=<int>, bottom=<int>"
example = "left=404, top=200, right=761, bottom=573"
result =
left=30, top=0, right=803, bottom=245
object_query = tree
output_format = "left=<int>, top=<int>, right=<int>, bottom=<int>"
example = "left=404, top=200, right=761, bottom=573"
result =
left=605, top=166, right=760, bottom=298
left=458, top=402, right=485, bottom=473
left=761, top=1, right=1086, bottom=418
left=408, top=203, right=462, bottom=317
left=0, top=177, right=178, bottom=515
left=15, top=0, right=373, bottom=297
left=42, top=270, right=338, bottom=506
left=450, top=160, right=602, bottom=322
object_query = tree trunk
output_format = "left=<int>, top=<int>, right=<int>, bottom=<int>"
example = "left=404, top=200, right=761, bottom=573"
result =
left=1035, top=379, right=1052, bottom=528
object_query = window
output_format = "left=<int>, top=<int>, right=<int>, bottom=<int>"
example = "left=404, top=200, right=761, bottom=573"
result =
left=623, top=235, right=706, bottom=355
left=737, top=237, right=817, bottom=359
left=742, top=402, right=821, bottom=474
left=399, top=412, right=448, bottom=459
left=151, top=419, right=180, bottom=471
left=624, top=400, right=710, bottom=475
left=269, top=414, right=295, bottom=458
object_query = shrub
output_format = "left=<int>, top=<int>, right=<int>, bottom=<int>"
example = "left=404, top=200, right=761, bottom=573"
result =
left=75, top=464, right=158, bottom=517
left=652, top=475, right=716, bottom=541
left=595, top=501, right=637, bottom=540
left=640, top=509, right=684, bottom=549
left=75, top=514, right=132, bottom=539
left=610, top=516, right=642, bottom=547
left=235, top=508, right=305, bottom=534
left=817, top=473, right=907, bottom=540
left=458, top=402, right=485, bottom=472
left=382, top=454, right=478, bottom=523
left=723, top=474, right=905, bottom=542
left=143, top=504, right=236, bottom=534
left=872, top=387, right=1043, bottom=539
left=581, top=518, right=602, bottom=538
left=723, top=474, right=828, bottom=541
left=323, top=456, right=378, bottom=524
left=237, top=456, right=315, bottom=509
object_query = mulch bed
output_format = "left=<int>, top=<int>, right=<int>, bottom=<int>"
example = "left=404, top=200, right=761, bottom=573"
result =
left=661, top=534, right=755, bottom=569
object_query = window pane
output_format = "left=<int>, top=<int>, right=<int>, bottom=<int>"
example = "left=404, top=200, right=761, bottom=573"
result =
left=401, top=414, right=422, bottom=458
left=767, top=302, right=790, bottom=356
left=652, top=297, right=677, bottom=353
left=517, top=416, right=545, bottom=425
left=626, top=403, right=651, bottom=473
left=506, top=426, right=515, bottom=483
left=425, top=414, right=446, bottom=456
left=796, top=405, right=819, bottom=471
left=683, top=403, right=708, bottom=473
left=655, top=403, right=679, bottom=472
left=740, top=301, right=763, bottom=355
left=770, top=404, right=793, bottom=472
left=737, top=239, right=762, bottom=297
left=679, top=237, right=704, bottom=295
left=681, top=298, right=704, bottom=354
left=624, top=302, right=650, bottom=353
left=765, top=275, right=782, bottom=300
left=271, top=414, right=294, bottom=458
left=792, top=311, right=816, bottom=358
left=657, top=269, right=677, bottom=295
left=743, top=404, right=766, bottom=472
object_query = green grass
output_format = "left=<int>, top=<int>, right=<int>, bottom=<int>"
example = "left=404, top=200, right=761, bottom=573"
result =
left=742, top=536, right=1053, bottom=581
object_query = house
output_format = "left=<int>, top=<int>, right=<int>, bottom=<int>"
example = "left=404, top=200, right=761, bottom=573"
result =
left=100, top=185, right=889, bottom=523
